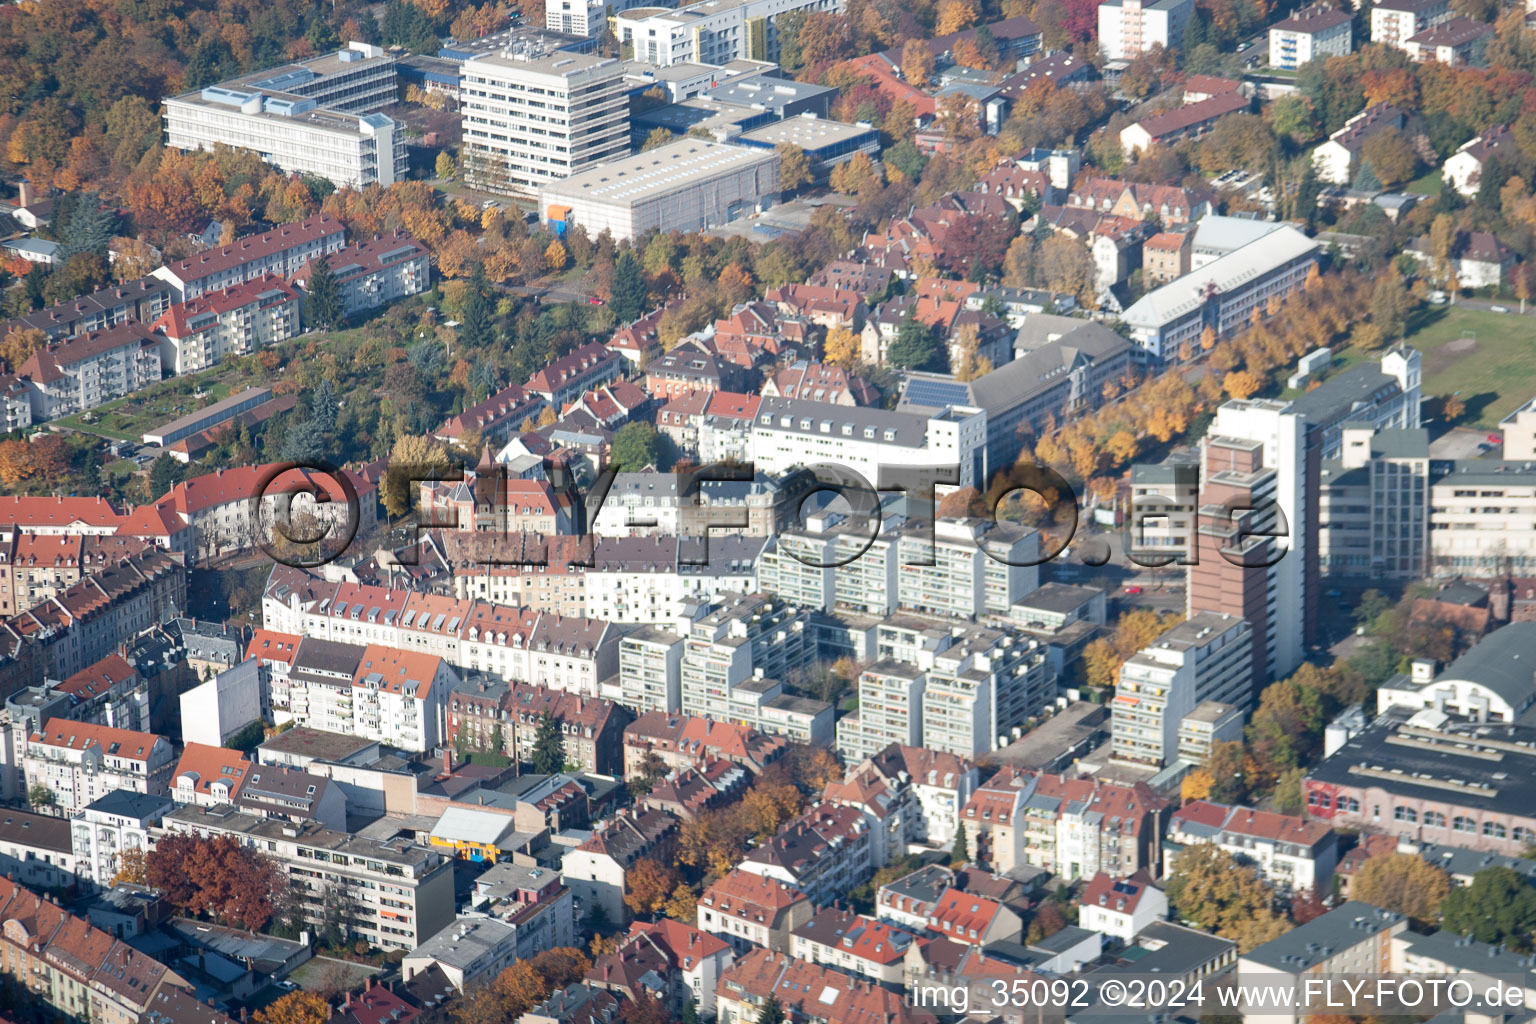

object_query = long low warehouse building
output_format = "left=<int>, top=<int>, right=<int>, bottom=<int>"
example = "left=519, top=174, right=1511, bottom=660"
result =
left=541, top=139, right=779, bottom=242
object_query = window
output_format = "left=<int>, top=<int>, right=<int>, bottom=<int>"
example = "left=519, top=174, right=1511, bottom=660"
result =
left=1394, top=806, right=1417, bottom=823
left=1453, top=816, right=1476, bottom=834
left=1484, top=821, right=1507, bottom=839
left=1424, top=811, right=1446, bottom=828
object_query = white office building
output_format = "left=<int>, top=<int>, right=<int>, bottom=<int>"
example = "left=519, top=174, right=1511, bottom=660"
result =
left=163, top=44, right=406, bottom=189
left=541, top=139, right=780, bottom=242
left=1111, top=613, right=1253, bottom=767
left=461, top=50, right=629, bottom=198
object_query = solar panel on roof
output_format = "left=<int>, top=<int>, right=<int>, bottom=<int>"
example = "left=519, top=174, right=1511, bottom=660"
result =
left=904, top=379, right=969, bottom=408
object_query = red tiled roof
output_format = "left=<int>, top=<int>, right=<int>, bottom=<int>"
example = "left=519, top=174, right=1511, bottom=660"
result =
left=159, top=214, right=345, bottom=284
left=32, top=718, right=165, bottom=760
left=149, top=275, right=298, bottom=339
left=927, top=887, right=1005, bottom=943
left=173, top=742, right=252, bottom=800
left=19, top=322, right=158, bottom=384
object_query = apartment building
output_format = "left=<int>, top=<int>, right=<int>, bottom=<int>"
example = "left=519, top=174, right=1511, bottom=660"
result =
left=1097, top=0, right=1193, bottom=59
left=622, top=711, right=789, bottom=776
left=525, top=340, right=624, bottom=409
left=297, top=643, right=455, bottom=753
left=920, top=626, right=1052, bottom=759
left=676, top=593, right=821, bottom=734
left=789, top=908, right=915, bottom=986
left=738, top=803, right=874, bottom=906
left=164, top=45, right=405, bottom=189
left=149, top=275, right=301, bottom=375
left=746, top=396, right=988, bottom=488
left=715, top=948, right=931, bottom=1024
left=0, top=278, right=175, bottom=343
left=561, top=807, right=679, bottom=923
left=615, top=0, right=844, bottom=66
left=697, top=868, right=814, bottom=954
left=1121, top=226, right=1319, bottom=360
left=0, top=808, right=75, bottom=891
left=1111, top=613, right=1253, bottom=767
left=24, top=719, right=175, bottom=815
left=461, top=50, right=628, bottom=198
left=1268, top=3, right=1353, bottom=69
left=0, top=875, right=193, bottom=1024
left=1319, top=426, right=1430, bottom=578
left=20, top=323, right=163, bottom=421
left=1168, top=800, right=1340, bottom=896
left=1312, top=102, right=1406, bottom=185
left=445, top=678, right=631, bottom=774
left=70, top=791, right=173, bottom=893
left=289, top=231, right=431, bottom=318
left=161, top=804, right=455, bottom=949
left=1237, top=902, right=1406, bottom=1024
left=152, top=463, right=378, bottom=564
left=1370, top=0, right=1451, bottom=50
left=0, top=534, right=152, bottom=616
left=958, top=766, right=1031, bottom=872
left=152, top=214, right=347, bottom=302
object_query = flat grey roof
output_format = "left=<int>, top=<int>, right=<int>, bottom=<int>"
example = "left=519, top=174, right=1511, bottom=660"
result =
left=542, top=140, right=775, bottom=207
left=738, top=117, right=873, bottom=149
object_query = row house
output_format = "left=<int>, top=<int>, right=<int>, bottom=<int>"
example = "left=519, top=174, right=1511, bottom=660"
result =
left=789, top=908, right=915, bottom=986
left=2, top=547, right=185, bottom=683
left=20, top=323, right=163, bottom=421
left=761, top=360, right=874, bottom=407
left=289, top=231, right=431, bottom=318
left=0, top=875, right=192, bottom=1024
left=642, top=759, right=751, bottom=820
left=0, top=532, right=151, bottom=616
left=1065, top=178, right=1211, bottom=225
left=261, top=567, right=620, bottom=695
left=418, top=471, right=569, bottom=535
left=160, top=804, right=455, bottom=949
left=149, top=274, right=301, bottom=375
left=587, top=919, right=733, bottom=1016
left=152, top=213, right=348, bottom=301
left=763, top=283, right=867, bottom=331
left=433, top=383, right=547, bottom=448
left=606, top=304, right=672, bottom=368
left=526, top=341, right=623, bottom=409
left=1167, top=800, right=1340, bottom=896
left=1120, top=91, right=1250, bottom=155
left=622, top=711, right=788, bottom=777
left=1019, top=774, right=1169, bottom=881
left=149, top=464, right=379, bottom=564
left=445, top=677, right=631, bottom=774
left=716, top=948, right=936, bottom=1024
left=0, top=277, right=174, bottom=342
left=697, top=868, right=813, bottom=955
left=171, top=741, right=252, bottom=807
left=0, top=809, right=76, bottom=891
left=0, top=496, right=124, bottom=536
left=23, top=719, right=175, bottom=815
left=924, top=887, right=1022, bottom=945
left=737, top=803, right=873, bottom=907
left=561, top=807, right=680, bottom=924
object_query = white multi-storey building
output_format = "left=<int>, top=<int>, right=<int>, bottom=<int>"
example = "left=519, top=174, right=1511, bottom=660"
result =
left=615, top=0, right=844, bottom=66
left=1319, top=426, right=1430, bottom=578
left=161, top=804, right=455, bottom=949
left=152, top=214, right=347, bottom=302
left=460, top=50, right=628, bottom=198
left=70, top=790, right=174, bottom=892
left=1268, top=3, right=1352, bottom=69
left=149, top=275, right=301, bottom=375
left=19, top=324, right=163, bottom=421
left=921, top=626, right=1051, bottom=758
left=1111, top=613, right=1253, bottom=767
left=746, top=398, right=988, bottom=489
left=163, top=44, right=406, bottom=188
left=1097, top=0, right=1193, bottom=59
left=23, top=720, right=175, bottom=815
left=288, top=232, right=431, bottom=318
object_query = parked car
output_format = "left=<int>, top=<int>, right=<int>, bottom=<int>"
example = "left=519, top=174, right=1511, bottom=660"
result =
left=1491, top=305, right=1510, bottom=313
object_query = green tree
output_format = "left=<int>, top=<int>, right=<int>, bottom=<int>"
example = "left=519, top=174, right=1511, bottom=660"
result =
left=756, top=996, right=785, bottom=1024
left=460, top=264, right=495, bottom=350
left=27, top=783, right=54, bottom=809
left=887, top=315, right=944, bottom=372
left=951, top=823, right=969, bottom=865
left=148, top=454, right=185, bottom=501
left=611, top=422, right=664, bottom=471
left=1442, top=867, right=1536, bottom=949
left=610, top=249, right=647, bottom=324
left=530, top=712, right=565, bottom=774
left=304, top=256, right=345, bottom=330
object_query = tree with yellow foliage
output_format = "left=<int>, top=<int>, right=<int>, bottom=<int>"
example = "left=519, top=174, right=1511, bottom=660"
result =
left=545, top=239, right=568, bottom=272
left=935, top=0, right=980, bottom=34
left=1181, top=768, right=1214, bottom=803
left=824, top=327, right=861, bottom=368
left=254, top=993, right=331, bottom=1024
left=1223, top=369, right=1263, bottom=400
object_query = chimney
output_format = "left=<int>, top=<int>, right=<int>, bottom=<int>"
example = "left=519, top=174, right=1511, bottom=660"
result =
left=443, top=748, right=452, bottom=775
left=17, top=180, right=32, bottom=208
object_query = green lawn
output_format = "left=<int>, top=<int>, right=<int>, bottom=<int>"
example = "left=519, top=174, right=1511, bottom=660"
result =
left=55, top=373, right=236, bottom=441
left=1402, top=305, right=1536, bottom=427
left=1407, top=169, right=1443, bottom=196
